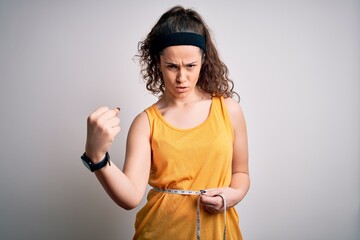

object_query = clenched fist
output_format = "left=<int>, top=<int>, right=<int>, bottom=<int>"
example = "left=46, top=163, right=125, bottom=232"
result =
left=85, top=106, right=121, bottom=163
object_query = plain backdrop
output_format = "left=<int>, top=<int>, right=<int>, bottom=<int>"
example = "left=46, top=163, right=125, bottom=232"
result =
left=0, top=0, right=359, bottom=239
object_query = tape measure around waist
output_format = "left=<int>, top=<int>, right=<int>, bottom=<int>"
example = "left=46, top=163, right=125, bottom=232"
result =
left=152, top=187, right=227, bottom=240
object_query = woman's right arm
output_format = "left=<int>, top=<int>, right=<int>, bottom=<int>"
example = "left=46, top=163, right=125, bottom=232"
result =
left=85, top=107, right=151, bottom=210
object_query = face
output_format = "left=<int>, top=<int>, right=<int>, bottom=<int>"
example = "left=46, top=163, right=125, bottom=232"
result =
left=159, top=45, right=203, bottom=99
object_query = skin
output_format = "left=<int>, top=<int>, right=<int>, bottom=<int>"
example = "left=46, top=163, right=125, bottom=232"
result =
left=85, top=45, right=250, bottom=213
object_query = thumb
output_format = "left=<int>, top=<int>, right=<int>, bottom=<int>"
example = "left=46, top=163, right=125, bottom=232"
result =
left=201, top=188, right=224, bottom=197
left=114, top=107, right=121, bottom=116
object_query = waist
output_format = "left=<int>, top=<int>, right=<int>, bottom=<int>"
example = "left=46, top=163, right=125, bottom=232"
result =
left=152, top=187, right=227, bottom=240
left=152, top=187, right=202, bottom=195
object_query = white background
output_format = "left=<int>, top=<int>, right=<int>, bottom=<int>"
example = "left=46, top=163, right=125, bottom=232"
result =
left=0, top=0, right=359, bottom=239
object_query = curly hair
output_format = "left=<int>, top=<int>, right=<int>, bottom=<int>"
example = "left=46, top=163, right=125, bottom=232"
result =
left=137, top=5, right=239, bottom=100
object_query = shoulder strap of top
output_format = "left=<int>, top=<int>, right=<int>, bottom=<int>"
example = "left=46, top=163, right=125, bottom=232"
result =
left=215, top=96, right=234, bottom=137
left=144, top=97, right=233, bottom=135
left=144, top=104, right=157, bottom=136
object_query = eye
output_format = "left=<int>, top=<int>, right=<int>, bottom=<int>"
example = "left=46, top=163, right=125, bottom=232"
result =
left=166, top=64, right=178, bottom=69
left=186, top=64, right=196, bottom=69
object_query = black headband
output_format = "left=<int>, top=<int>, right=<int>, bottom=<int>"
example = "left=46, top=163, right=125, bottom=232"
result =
left=153, top=32, right=206, bottom=53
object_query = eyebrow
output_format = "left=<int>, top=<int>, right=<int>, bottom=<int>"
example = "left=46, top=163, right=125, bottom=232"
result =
left=164, top=61, right=199, bottom=65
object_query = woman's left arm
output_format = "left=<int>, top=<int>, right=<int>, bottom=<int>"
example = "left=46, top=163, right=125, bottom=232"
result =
left=200, top=97, right=250, bottom=213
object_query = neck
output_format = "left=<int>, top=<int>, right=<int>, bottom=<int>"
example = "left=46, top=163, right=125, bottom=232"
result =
left=161, top=88, right=209, bottom=107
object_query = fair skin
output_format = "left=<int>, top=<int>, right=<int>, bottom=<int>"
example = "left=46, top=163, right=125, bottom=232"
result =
left=85, top=45, right=249, bottom=212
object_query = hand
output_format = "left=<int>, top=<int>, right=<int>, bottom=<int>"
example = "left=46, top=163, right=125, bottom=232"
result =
left=85, top=107, right=121, bottom=163
left=200, top=187, right=240, bottom=214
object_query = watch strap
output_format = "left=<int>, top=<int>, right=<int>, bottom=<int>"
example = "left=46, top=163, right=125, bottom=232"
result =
left=81, top=152, right=111, bottom=172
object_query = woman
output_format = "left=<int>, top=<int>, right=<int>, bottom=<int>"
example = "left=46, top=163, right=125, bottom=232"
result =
left=82, top=5, right=249, bottom=239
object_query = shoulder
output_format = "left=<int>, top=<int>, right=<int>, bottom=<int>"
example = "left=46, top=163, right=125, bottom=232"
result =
left=223, top=97, right=246, bottom=131
left=223, top=97, right=243, bottom=116
left=133, top=102, right=158, bottom=127
left=129, top=111, right=150, bottom=136
left=134, top=110, right=149, bottom=122
left=133, top=110, right=150, bottom=126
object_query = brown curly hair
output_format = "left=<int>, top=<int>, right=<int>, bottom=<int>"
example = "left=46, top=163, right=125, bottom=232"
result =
left=137, top=5, right=239, bottom=100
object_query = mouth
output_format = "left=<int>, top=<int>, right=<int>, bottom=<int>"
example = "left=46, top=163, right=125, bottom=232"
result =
left=175, top=86, right=189, bottom=93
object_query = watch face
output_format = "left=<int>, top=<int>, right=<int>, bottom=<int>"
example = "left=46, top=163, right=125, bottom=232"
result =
left=81, top=152, right=109, bottom=172
left=81, top=158, right=92, bottom=171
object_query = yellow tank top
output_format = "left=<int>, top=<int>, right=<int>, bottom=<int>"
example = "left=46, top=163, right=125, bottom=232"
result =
left=134, top=96, right=242, bottom=239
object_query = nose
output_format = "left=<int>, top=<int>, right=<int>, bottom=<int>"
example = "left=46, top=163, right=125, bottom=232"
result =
left=176, top=67, right=186, bottom=83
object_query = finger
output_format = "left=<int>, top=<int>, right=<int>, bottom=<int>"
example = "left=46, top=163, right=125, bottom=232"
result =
left=93, top=106, right=110, bottom=117
left=200, top=195, right=219, bottom=206
left=201, top=188, right=224, bottom=197
left=111, top=125, right=121, bottom=136
left=108, top=117, right=120, bottom=128
left=88, top=106, right=110, bottom=121
left=205, top=206, right=220, bottom=214
left=99, top=108, right=120, bottom=120
left=201, top=195, right=224, bottom=211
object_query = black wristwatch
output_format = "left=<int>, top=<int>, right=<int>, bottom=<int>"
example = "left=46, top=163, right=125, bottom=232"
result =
left=81, top=152, right=111, bottom=172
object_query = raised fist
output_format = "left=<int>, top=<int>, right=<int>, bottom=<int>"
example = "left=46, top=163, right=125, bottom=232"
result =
left=85, top=107, right=121, bottom=162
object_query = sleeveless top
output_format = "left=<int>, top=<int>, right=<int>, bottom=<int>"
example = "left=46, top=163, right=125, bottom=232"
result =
left=134, top=96, right=242, bottom=240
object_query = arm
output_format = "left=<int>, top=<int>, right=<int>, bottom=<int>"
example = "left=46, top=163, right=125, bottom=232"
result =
left=85, top=107, right=151, bottom=210
left=200, top=98, right=250, bottom=212
left=227, top=97, right=250, bottom=203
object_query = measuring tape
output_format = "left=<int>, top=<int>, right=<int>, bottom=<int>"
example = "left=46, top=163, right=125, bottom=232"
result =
left=152, top=187, right=227, bottom=240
